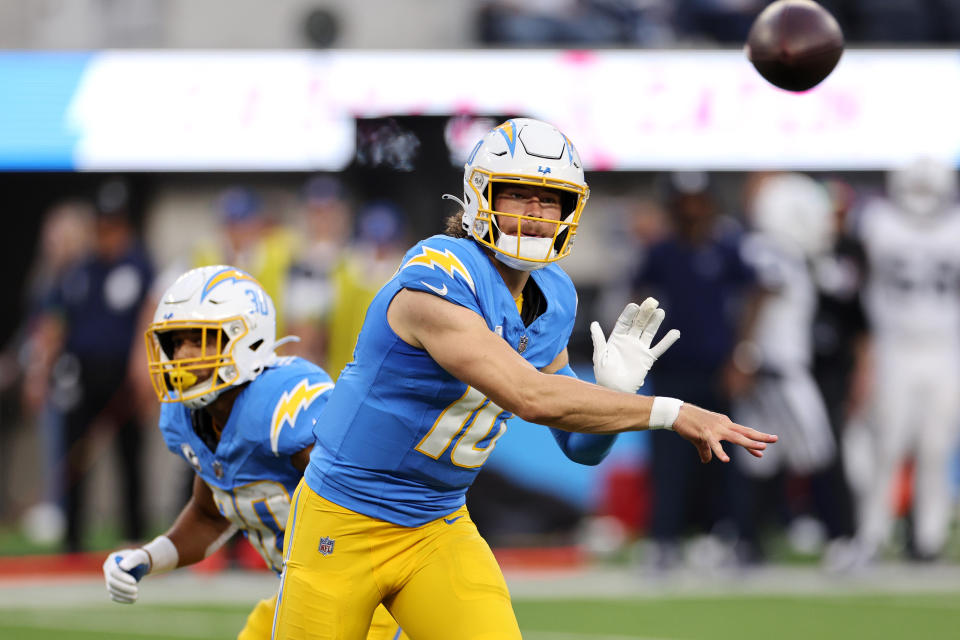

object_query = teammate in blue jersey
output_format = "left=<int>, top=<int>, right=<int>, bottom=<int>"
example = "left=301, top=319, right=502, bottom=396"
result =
left=101, top=265, right=404, bottom=640
left=273, top=118, right=778, bottom=640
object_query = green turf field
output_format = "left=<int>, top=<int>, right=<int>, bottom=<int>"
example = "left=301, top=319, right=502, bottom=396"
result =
left=516, top=594, right=960, bottom=639
left=2, top=593, right=960, bottom=640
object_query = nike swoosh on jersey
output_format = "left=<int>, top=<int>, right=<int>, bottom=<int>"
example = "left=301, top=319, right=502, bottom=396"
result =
left=443, top=515, right=463, bottom=525
left=421, top=281, right=448, bottom=296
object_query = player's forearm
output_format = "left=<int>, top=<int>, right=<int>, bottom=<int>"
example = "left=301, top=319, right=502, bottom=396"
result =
left=165, top=501, right=233, bottom=567
left=458, top=351, right=659, bottom=434
left=412, top=296, right=664, bottom=433
left=512, top=373, right=656, bottom=434
left=544, top=361, right=618, bottom=463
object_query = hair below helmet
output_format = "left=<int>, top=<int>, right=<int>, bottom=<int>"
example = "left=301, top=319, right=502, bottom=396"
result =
left=144, top=265, right=279, bottom=409
left=457, top=118, right=589, bottom=271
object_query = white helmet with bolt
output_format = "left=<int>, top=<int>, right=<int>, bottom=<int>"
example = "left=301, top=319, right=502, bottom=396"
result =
left=144, top=265, right=287, bottom=409
left=455, top=118, right=589, bottom=271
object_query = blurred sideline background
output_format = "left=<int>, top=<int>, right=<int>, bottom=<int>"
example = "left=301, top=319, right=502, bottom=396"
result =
left=2, top=1, right=960, bottom=638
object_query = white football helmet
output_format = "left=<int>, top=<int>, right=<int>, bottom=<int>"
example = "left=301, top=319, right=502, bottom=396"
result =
left=456, top=118, right=589, bottom=271
left=749, top=172, right=834, bottom=256
left=145, top=265, right=282, bottom=409
left=888, top=157, right=958, bottom=221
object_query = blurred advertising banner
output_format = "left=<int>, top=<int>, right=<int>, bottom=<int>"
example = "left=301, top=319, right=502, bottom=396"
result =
left=2, top=49, right=959, bottom=171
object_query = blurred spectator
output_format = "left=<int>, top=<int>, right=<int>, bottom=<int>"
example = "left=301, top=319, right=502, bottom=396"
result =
left=590, top=195, right=670, bottom=358
left=625, top=196, right=670, bottom=248
left=851, top=157, right=960, bottom=564
left=27, top=179, right=153, bottom=552
left=325, top=199, right=410, bottom=378
left=732, top=172, right=839, bottom=564
left=631, top=171, right=759, bottom=570
left=284, top=176, right=353, bottom=369
left=20, top=203, right=96, bottom=412
left=285, top=182, right=409, bottom=379
left=193, top=186, right=300, bottom=337
left=10, top=200, right=95, bottom=538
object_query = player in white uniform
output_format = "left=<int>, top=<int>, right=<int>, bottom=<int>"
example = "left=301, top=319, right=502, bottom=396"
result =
left=101, top=265, right=404, bottom=639
left=734, top=173, right=837, bottom=479
left=854, top=157, right=960, bottom=561
left=731, top=173, right=838, bottom=561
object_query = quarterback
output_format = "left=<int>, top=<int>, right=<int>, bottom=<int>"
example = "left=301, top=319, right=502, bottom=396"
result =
left=273, top=119, right=777, bottom=639
left=101, top=265, right=403, bottom=640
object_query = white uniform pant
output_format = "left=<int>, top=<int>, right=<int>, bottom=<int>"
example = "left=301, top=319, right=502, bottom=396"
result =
left=734, top=368, right=836, bottom=479
left=856, top=340, right=960, bottom=557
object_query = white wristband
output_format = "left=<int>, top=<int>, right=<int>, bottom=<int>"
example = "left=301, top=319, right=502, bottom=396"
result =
left=649, top=397, right=684, bottom=430
left=142, top=535, right=179, bottom=574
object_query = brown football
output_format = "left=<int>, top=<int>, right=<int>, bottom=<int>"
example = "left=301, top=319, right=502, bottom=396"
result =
left=746, top=0, right=844, bottom=92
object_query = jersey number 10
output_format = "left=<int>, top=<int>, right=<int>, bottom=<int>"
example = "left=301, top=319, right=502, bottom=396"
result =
left=415, top=386, right=507, bottom=468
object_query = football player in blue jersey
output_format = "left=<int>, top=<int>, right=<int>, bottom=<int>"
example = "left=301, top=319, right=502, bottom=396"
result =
left=273, top=118, right=778, bottom=640
left=101, top=265, right=404, bottom=640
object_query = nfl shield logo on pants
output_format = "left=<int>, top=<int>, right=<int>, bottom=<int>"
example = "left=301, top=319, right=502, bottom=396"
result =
left=318, top=536, right=335, bottom=556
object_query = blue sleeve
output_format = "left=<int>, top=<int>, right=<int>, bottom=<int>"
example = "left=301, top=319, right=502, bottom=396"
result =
left=267, top=369, right=334, bottom=457
left=548, top=364, right=617, bottom=466
left=395, top=240, right=483, bottom=316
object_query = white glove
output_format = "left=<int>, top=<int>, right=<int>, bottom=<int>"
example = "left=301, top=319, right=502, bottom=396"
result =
left=590, top=298, right=681, bottom=394
left=103, top=548, right=151, bottom=604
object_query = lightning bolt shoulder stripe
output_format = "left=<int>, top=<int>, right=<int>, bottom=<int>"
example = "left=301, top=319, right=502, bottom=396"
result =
left=269, top=379, right=333, bottom=456
left=400, top=246, right=476, bottom=294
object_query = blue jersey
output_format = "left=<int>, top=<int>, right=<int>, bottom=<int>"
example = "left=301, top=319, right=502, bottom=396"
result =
left=304, top=235, right=577, bottom=526
left=159, top=356, right=333, bottom=573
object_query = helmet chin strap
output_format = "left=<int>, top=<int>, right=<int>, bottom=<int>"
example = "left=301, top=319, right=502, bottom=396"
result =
left=171, top=365, right=224, bottom=409
left=183, top=388, right=224, bottom=410
left=494, top=251, right=548, bottom=272
left=493, top=234, right=553, bottom=271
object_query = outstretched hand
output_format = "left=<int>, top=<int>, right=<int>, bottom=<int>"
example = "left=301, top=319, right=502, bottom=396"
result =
left=590, top=298, right=681, bottom=394
left=671, top=403, right=777, bottom=463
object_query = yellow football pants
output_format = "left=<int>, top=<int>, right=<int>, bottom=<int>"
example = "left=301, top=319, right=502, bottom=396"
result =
left=272, top=480, right=521, bottom=640
left=240, top=593, right=404, bottom=640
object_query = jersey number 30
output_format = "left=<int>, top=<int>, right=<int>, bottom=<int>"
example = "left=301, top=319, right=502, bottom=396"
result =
left=415, top=386, right=507, bottom=468
left=210, top=481, right=289, bottom=573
